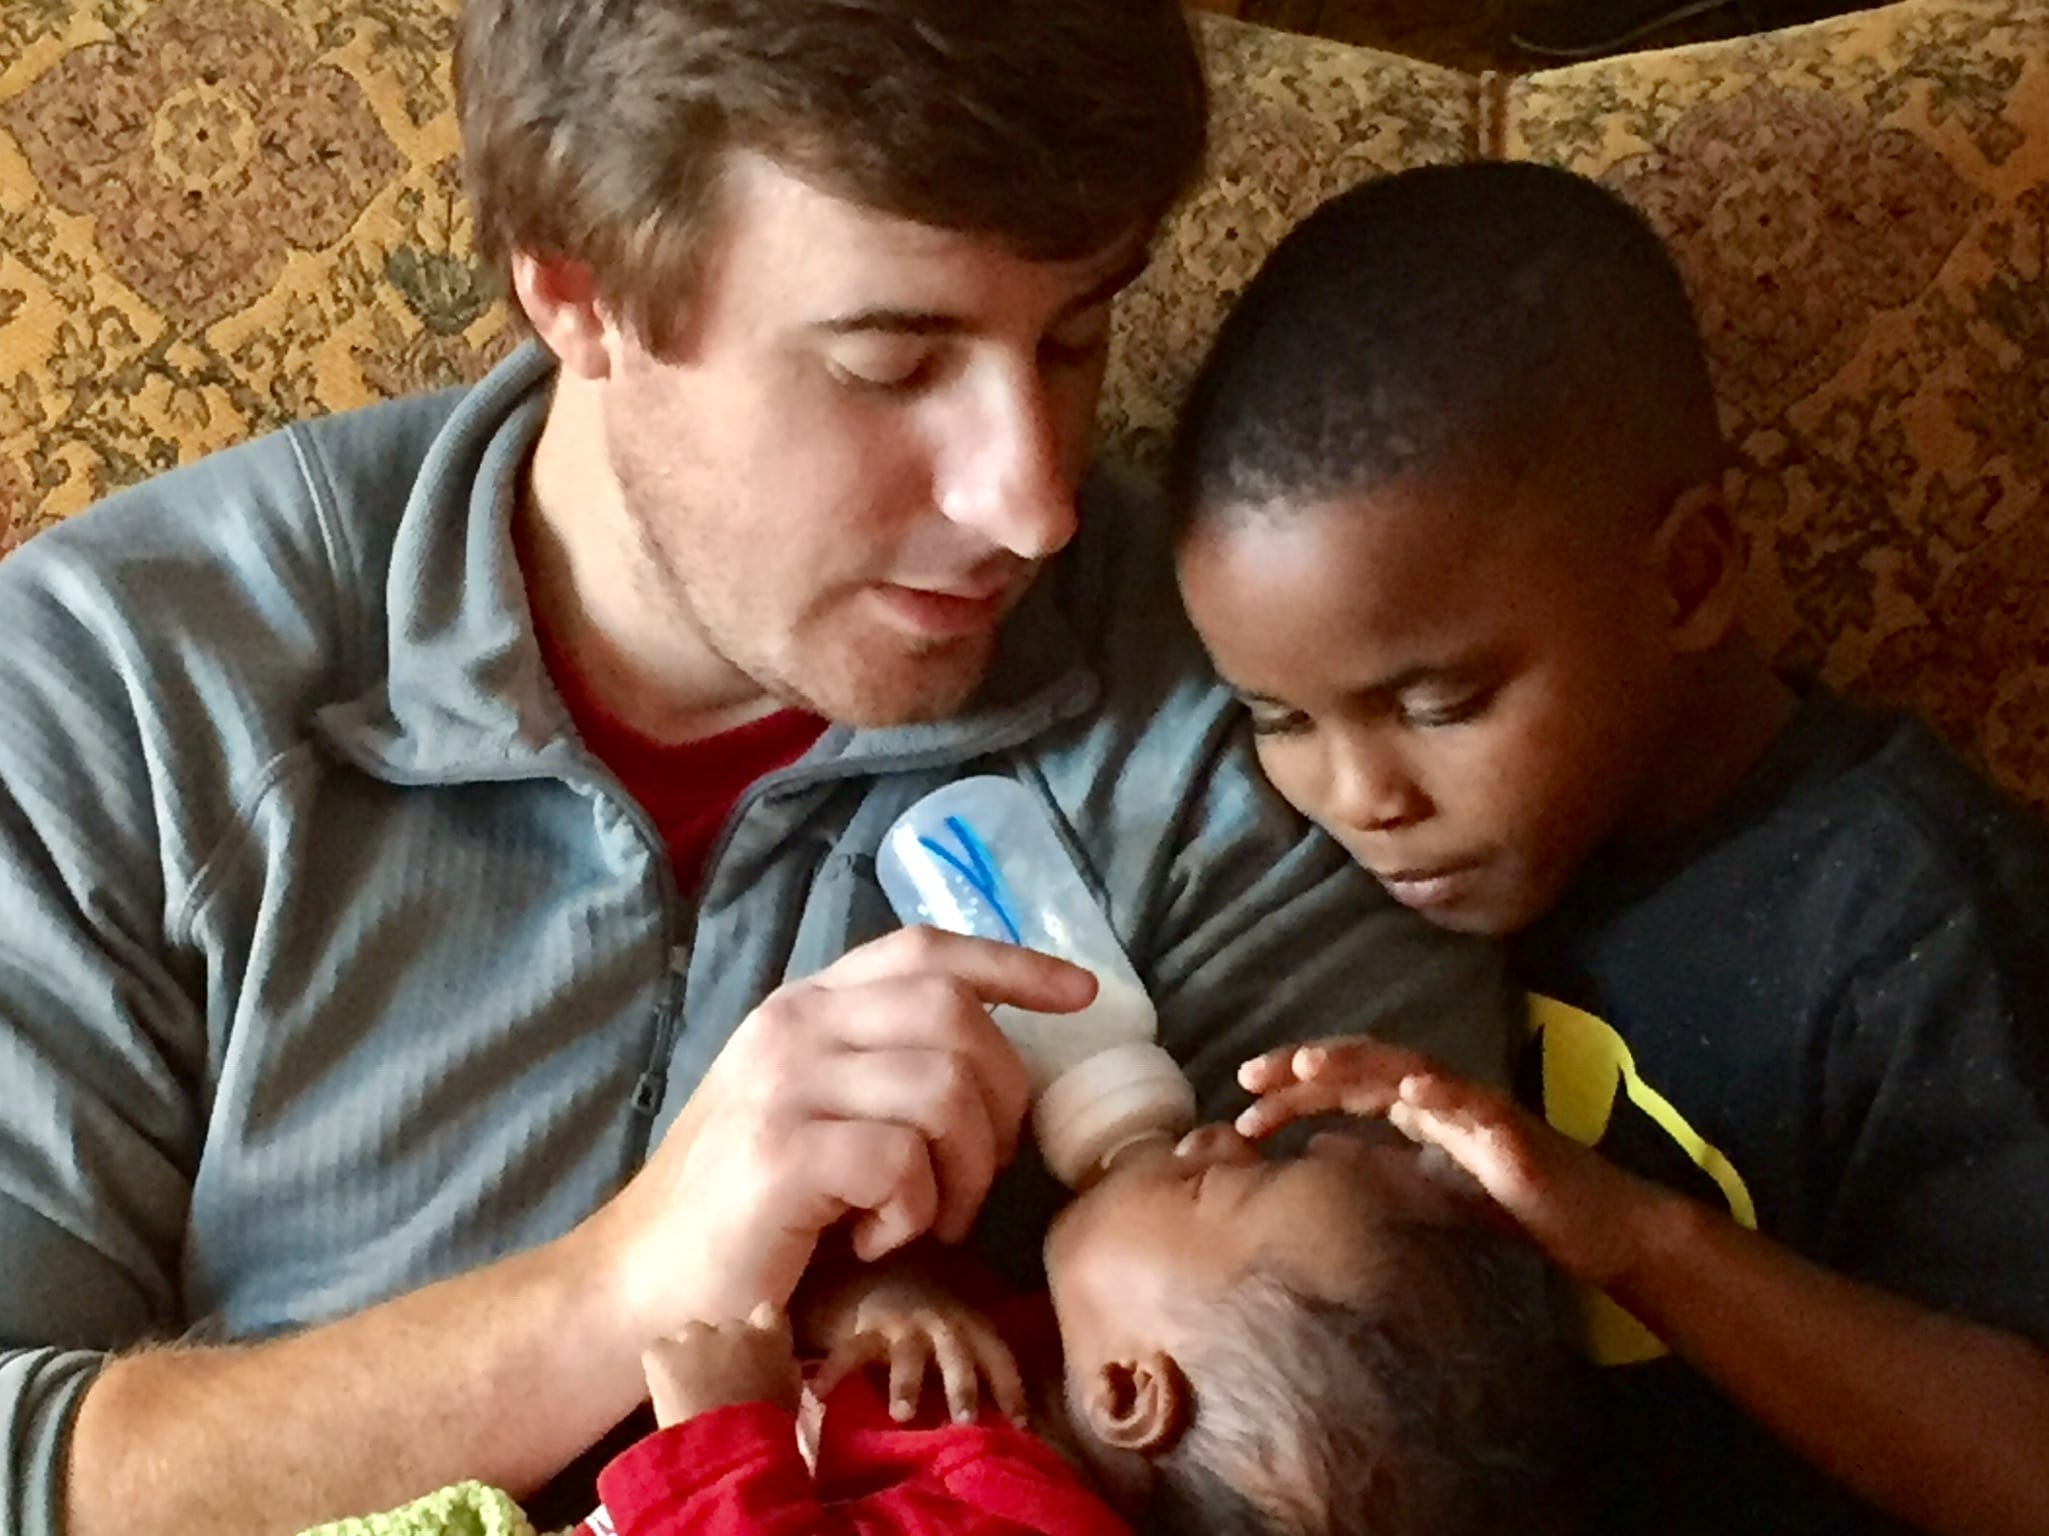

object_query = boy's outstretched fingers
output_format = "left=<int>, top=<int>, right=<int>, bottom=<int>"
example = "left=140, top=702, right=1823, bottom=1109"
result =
left=1383, top=1070, right=1654, bottom=1288
left=1235, top=1037, right=1441, bottom=1139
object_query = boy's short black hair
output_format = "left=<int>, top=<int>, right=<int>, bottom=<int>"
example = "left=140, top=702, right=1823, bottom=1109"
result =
left=1143, top=1221, right=1581, bottom=1536
left=1169, top=162, right=1724, bottom=531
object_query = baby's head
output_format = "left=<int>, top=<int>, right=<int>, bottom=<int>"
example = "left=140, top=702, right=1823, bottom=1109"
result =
left=1172, top=162, right=1765, bottom=935
left=1044, top=1124, right=1574, bottom=1536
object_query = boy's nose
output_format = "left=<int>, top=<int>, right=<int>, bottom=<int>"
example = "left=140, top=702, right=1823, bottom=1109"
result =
left=1326, top=737, right=1431, bottom=833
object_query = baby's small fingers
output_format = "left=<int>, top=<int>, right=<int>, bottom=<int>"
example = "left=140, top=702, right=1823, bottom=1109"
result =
left=926, top=1319, right=981, bottom=1424
left=965, top=1320, right=1028, bottom=1425
left=812, top=1332, right=882, bottom=1401
left=886, top=1328, right=934, bottom=1422
left=811, top=1359, right=844, bottom=1401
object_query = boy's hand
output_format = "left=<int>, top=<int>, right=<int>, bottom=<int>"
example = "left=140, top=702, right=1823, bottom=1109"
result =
left=643, top=1303, right=803, bottom=1427
left=1238, top=1038, right=1665, bottom=1287
left=810, top=1277, right=1026, bottom=1427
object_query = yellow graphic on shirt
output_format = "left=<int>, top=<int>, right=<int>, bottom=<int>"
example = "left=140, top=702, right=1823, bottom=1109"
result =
left=1527, top=993, right=1758, bottom=1366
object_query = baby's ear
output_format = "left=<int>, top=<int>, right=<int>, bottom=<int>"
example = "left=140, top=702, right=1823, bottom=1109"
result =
left=1083, top=1350, right=1192, bottom=1457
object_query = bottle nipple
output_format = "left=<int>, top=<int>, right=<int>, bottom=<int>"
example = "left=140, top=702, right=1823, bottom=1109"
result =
left=1033, top=1040, right=1197, bottom=1189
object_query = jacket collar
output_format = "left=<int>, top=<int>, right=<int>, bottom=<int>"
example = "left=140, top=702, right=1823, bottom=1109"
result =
left=316, top=344, right=1100, bottom=787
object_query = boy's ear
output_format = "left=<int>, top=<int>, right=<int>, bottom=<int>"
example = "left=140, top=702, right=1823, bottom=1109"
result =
left=1651, top=475, right=1748, bottom=655
left=1083, top=1350, right=1193, bottom=1457
left=509, top=252, right=616, bottom=380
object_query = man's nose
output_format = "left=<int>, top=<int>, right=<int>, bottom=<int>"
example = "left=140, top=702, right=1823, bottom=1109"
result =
left=934, top=369, right=1079, bottom=560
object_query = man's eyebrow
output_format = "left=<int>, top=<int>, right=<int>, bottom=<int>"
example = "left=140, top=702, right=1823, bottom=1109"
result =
left=812, top=309, right=968, bottom=338
left=811, top=251, right=1152, bottom=338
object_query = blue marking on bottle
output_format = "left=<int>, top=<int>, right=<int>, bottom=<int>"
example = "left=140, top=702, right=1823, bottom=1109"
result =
left=918, top=816, right=1024, bottom=945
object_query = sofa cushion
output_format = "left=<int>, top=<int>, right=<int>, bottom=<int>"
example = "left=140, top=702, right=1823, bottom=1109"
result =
left=0, top=0, right=508, bottom=549
left=0, top=0, right=2043, bottom=811
left=1103, top=1, right=2049, bottom=812
left=1510, top=1, right=2049, bottom=818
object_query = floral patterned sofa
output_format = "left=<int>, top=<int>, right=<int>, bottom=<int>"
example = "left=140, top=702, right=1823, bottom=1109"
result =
left=1, top=0, right=2045, bottom=813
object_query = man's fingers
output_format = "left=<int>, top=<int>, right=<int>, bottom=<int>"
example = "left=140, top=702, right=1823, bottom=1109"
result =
left=814, top=926, right=1098, bottom=1016
left=849, top=1162, right=941, bottom=1262
left=804, top=1047, right=1000, bottom=1244
left=786, top=1120, right=942, bottom=1259
left=788, top=974, right=1033, bottom=1168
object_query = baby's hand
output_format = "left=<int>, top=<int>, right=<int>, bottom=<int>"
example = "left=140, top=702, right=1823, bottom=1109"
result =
left=811, top=1279, right=1026, bottom=1427
left=643, top=1302, right=802, bottom=1427
left=1238, top=1038, right=1659, bottom=1287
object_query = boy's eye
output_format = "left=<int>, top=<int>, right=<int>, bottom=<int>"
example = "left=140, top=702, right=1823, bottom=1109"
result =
left=1245, top=703, right=1314, bottom=737
left=825, top=338, right=935, bottom=391
left=1400, top=688, right=1494, bottom=729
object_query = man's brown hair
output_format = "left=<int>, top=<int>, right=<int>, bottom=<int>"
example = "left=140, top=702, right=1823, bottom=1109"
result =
left=456, top=0, right=1209, bottom=349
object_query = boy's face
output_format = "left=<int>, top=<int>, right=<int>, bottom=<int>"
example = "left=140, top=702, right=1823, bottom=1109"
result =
left=1044, top=1123, right=1465, bottom=1376
left=1176, top=477, right=1682, bottom=935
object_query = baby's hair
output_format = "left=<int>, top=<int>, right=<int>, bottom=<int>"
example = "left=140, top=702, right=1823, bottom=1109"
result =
left=1169, top=162, right=1724, bottom=534
left=1143, top=1220, right=1579, bottom=1536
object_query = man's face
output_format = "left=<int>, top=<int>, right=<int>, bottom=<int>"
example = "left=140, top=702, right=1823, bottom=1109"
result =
left=592, top=154, right=1142, bottom=727
left=1177, top=480, right=1679, bottom=936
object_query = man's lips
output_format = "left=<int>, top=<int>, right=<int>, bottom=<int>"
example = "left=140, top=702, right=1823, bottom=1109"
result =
left=873, top=576, right=1021, bottom=637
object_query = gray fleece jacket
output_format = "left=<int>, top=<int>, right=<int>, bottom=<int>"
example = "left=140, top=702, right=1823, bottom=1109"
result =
left=0, top=344, right=1510, bottom=1535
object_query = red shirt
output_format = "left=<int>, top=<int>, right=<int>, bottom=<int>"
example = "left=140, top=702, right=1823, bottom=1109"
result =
left=521, top=548, right=826, bottom=893
left=581, top=1375, right=1129, bottom=1536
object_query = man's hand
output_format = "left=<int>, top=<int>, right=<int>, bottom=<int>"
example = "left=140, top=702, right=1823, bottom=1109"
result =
left=586, top=927, right=1095, bottom=1338
left=644, top=1303, right=803, bottom=1427
left=808, top=1262, right=1027, bottom=1426
left=1238, top=1037, right=1662, bottom=1287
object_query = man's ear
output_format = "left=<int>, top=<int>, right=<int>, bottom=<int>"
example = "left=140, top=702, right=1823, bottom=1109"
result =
left=1651, top=473, right=1748, bottom=655
left=1083, top=1350, right=1192, bottom=1457
left=509, top=252, right=615, bottom=380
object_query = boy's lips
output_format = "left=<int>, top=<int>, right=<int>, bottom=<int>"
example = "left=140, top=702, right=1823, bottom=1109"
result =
left=1372, top=857, right=1486, bottom=910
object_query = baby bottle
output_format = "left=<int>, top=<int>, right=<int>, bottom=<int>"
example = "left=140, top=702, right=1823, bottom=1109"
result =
left=875, top=776, right=1196, bottom=1188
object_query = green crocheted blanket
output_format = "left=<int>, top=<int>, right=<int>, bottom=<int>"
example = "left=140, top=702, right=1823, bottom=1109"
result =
left=296, top=1480, right=561, bottom=1536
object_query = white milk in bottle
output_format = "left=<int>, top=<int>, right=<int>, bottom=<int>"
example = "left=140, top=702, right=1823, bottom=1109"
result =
left=875, top=776, right=1196, bottom=1187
